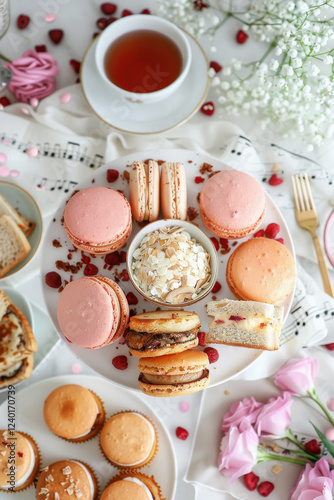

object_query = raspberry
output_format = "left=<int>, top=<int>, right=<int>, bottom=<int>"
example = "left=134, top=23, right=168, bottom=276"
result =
left=276, top=238, right=284, bottom=244
left=204, top=347, right=219, bottom=363
left=176, top=427, right=188, bottom=440
left=107, top=169, right=119, bottom=183
left=265, top=223, right=280, bottom=239
left=243, top=472, right=259, bottom=491
left=45, top=271, right=62, bottom=288
left=211, top=281, right=222, bottom=294
left=81, top=254, right=91, bottom=264
left=17, top=15, right=30, bottom=29
left=69, top=59, right=81, bottom=74
left=195, top=176, right=205, bottom=183
left=141, top=8, right=151, bottom=14
left=198, top=332, right=206, bottom=346
left=0, top=97, right=11, bottom=107
left=84, top=263, right=98, bottom=276
left=268, top=173, right=283, bottom=186
left=127, top=292, right=138, bottom=305
left=119, top=269, right=130, bottom=281
left=236, top=29, right=248, bottom=44
left=101, top=2, right=117, bottom=15
left=105, top=251, right=121, bottom=267
left=120, top=251, right=127, bottom=263
left=121, top=9, right=133, bottom=16
left=258, top=481, right=274, bottom=496
left=325, top=342, right=334, bottom=351
left=35, top=44, right=47, bottom=53
left=107, top=17, right=117, bottom=25
left=210, top=61, right=223, bottom=73
left=210, top=237, right=219, bottom=251
left=219, top=238, right=230, bottom=250
left=304, top=439, right=321, bottom=455
left=229, top=315, right=246, bottom=322
left=48, top=29, right=64, bottom=44
left=96, top=17, right=108, bottom=30
left=254, top=229, right=265, bottom=238
left=200, top=101, right=215, bottom=116
left=112, top=355, right=128, bottom=370
left=18, top=452, right=23, bottom=457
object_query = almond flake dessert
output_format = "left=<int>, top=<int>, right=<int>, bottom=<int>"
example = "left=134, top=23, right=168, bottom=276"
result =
left=131, top=226, right=211, bottom=304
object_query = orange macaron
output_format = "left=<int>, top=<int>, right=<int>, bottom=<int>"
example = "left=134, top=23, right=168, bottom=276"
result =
left=226, top=237, right=295, bottom=303
left=100, top=472, right=165, bottom=500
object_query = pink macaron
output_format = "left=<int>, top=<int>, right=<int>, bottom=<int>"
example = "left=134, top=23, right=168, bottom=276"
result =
left=63, top=186, right=132, bottom=254
left=129, top=160, right=160, bottom=222
left=57, top=276, right=129, bottom=349
left=199, top=170, right=266, bottom=239
left=160, top=162, right=187, bottom=220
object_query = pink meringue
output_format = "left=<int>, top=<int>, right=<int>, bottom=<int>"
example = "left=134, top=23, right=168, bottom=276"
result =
left=5, top=49, right=59, bottom=103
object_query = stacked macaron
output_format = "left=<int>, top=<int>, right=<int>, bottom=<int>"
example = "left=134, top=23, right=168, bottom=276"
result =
left=129, top=160, right=187, bottom=222
left=100, top=472, right=164, bottom=500
left=63, top=186, right=132, bottom=254
left=57, top=276, right=129, bottom=349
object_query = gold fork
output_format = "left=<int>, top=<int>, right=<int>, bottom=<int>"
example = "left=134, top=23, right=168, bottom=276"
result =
left=292, top=173, right=333, bottom=297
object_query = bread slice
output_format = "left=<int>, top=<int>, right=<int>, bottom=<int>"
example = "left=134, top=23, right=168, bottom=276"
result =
left=0, top=300, right=37, bottom=371
left=0, top=289, right=11, bottom=319
left=0, top=355, right=34, bottom=389
left=206, top=299, right=284, bottom=351
left=0, top=215, right=31, bottom=278
left=0, top=193, right=35, bottom=236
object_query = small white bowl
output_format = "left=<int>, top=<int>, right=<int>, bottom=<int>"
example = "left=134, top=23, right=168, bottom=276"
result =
left=126, top=219, right=219, bottom=308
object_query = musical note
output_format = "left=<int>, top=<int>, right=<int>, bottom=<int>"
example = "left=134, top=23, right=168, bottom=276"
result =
left=66, top=141, right=80, bottom=160
left=230, top=135, right=252, bottom=156
left=90, top=153, right=104, bottom=169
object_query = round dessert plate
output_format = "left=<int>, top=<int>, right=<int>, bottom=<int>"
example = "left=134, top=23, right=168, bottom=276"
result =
left=80, top=31, right=209, bottom=134
left=0, top=181, right=43, bottom=281
left=41, top=149, right=295, bottom=392
left=0, top=374, right=177, bottom=499
left=1, top=285, right=34, bottom=330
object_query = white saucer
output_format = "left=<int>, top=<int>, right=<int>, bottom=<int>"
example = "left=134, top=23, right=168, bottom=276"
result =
left=80, top=31, right=210, bottom=134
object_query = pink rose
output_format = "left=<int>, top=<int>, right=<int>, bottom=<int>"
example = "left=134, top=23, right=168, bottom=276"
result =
left=221, top=397, right=264, bottom=433
left=290, top=458, right=334, bottom=500
left=5, top=50, right=59, bottom=103
left=255, top=392, right=292, bottom=437
left=274, top=357, right=318, bottom=396
left=218, top=420, right=259, bottom=482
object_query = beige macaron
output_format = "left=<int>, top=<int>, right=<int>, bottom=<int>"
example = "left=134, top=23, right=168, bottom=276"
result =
left=138, top=349, right=210, bottom=397
left=129, top=160, right=160, bottom=222
left=100, top=472, right=165, bottom=500
left=160, top=162, right=187, bottom=220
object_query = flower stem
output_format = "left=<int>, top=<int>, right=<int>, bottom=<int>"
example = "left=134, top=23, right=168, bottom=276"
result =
left=257, top=447, right=309, bottom=466
left=0, top=53, right=11, bottom=63
left=282, top=429, right=319, bottom=461
left=307, top=389, right=334, bottom=427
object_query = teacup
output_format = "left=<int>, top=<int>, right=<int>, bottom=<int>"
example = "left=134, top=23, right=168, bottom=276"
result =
left=95, top=15, right=191, bottom=104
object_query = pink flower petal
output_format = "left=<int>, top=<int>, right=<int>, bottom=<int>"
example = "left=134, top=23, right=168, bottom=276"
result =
left=27, top=146, right=39, bottom=158
left=328, top=398, right=334, bottom=412
left=44, top=13, right=56, bottom=22
left=30, top=97, right=39, bottom=107
left=325, top=427, right=334, bottom=441
left=60, top=92, right=71, bottom=103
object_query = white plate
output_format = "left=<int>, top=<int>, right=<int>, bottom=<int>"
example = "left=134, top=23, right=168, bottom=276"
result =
left=41, top=149, right=295, bottom=392
left=0, top=181, right=43, bottom=281
left=0, top=374, right=177, bottom=499
left=80, top=30, right=209, bottom=134
left=1, top=285, right=34, bottom=330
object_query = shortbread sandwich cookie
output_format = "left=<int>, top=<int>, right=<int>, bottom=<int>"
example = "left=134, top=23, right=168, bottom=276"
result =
left=43, top=384, right=106, bottom=442
left=124, top=310, right=200, bottom=357
left=129, top=160, right=160, bottom=222
left=0, top=215, right=31, bottom=278
left=101, top=472, right=165, bottom=500
left=0, top=430, right=40, bottom=492
left=160, top=162, right=187, bottom=220
left=57, top=276, right=129, bottom=349
left=206, top=298, right=284, bottom=350
left=138, top=349, right=210, bottom=397
left=35, top=460, right=98, bottom=500
left=63, top=186, right=132, bottom=254
left=226, top=238, right=295, bottom=304
left=100, top=411, right=158, bottom=469
left=199, top=170, right=266, bottom=239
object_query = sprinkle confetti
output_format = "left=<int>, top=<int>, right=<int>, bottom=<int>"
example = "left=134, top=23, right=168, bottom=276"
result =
left=71, top=363, right=82, bottom=374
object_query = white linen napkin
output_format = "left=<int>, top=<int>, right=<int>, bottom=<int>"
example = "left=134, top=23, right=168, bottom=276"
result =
left=1, top=84, right=334, bottom=363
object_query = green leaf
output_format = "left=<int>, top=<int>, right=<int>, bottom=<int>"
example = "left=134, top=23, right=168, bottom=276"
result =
left=310, top=422, right=334, bottom=459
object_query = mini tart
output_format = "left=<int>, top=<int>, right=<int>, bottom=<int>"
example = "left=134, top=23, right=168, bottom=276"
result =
left=100, top=411, right=158, bottom=469
left=35, top=460, right=98, bottom=500
left=43, top=385, right=105, bottom=442
left=101, top=472, right=165, bottom=500
left=0, top=430, right=40, bottom=492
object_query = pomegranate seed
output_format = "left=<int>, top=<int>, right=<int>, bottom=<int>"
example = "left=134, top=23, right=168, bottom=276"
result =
left=210, top=61, right=223, bottom=73
left=211, top=281, right=222, bottom=294
left=276, top=237, right=284, bottom=244
left=254, top=229, right=265, bottom=238
left=112, top=355, right=128, bottom=370
left=195, top=176, right=205, bottom=183
left=194, top=0, right=208, bottom=10
left=325, top=343, right=334, bottom=351
left=204, top=347, right=219, bottom=363
left=101, top=2, right=117, bottom=15
left=120, top=251, right=126, bottom=263
left=268, top=173, right=283, bottom=186
left=45, top=271, right=62, bottom=288
left=176, top=427, right=189, bottom=440
left=121, top=9, right=133, bottom=16
left=69, top=59, right=81, bottom=74
left=49, top=29, right=64, bottom=44
left=219, top=238, right=229, bottom=250
left=141, top=8, right=151, bottom=14
left=229, top=315, right=246, bottom=322
left=35, top=44, right=47, bottom=52
left=120, top=269, right=130, bottom=282
left=258, top=481, right=274, bottom=497
left=265, top=223, right=280, bottom=239
left=198, top=332, right=206, bottom=347
left=200, top=101, right=215, bottom=116
left=17, top=15, right=30, bottom=29
left=105, top=251, right=120, bottom=267
left=84, top=263, right=98, bottom=276
left=304, top=439, right=321, bottom=455
left=127, top=292, right=138, bottom=305
left=236, top=29, right=248, bottom=44
left=210, top=237, right=219, bottom=251
left=107, top=168, right=119, bottom=183
left=0, top=97, right=10, bottom=107
left=96, top=17, right=108, bottom=30
left=243, top=472, right=259, bottom=491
